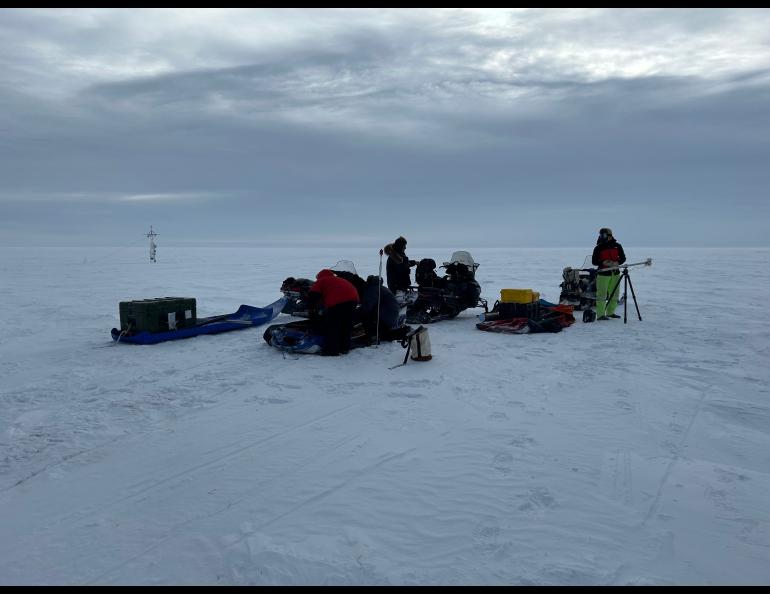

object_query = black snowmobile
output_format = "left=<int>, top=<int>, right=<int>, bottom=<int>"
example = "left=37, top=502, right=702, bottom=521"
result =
left=280, top=276, right=314, bottom=317
left=558, top=255, right=623, bottom=312
left=405, top=251, right=488, bottom=324
left=280, top=260, right=365, bottom=318
left=558, top=256, right=597, bottom=311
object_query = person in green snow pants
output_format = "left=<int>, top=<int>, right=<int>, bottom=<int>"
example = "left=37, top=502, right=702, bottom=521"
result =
left=596, top=271, right=622, bottom=318
left=591, top=228, right=626, bottom=320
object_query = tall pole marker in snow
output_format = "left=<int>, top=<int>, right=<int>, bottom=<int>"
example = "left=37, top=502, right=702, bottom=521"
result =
left=147, top=226, right=158, bottom=263
left=376, top=248, right=383, bottom=346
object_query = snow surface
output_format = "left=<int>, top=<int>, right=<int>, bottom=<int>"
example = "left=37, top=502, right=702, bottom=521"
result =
left=1, top=246, right=769, bottom=585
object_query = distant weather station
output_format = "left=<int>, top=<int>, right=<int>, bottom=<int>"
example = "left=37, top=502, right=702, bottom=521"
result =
left=146, top=226, right=158, bottom=262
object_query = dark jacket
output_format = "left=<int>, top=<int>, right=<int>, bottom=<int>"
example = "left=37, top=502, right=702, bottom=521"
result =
left=309, top=269, right=360, bottom=309
left=592, top=239, right=626, bottom=275
left=361, top=276, right=400, bottom=329
left=384, top=243, right=413, bottom=292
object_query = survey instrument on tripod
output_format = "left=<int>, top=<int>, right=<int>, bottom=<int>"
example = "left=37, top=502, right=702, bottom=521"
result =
left=603, top=258, right=652, bottom=324
left=595, top=258, right=652, bottom=274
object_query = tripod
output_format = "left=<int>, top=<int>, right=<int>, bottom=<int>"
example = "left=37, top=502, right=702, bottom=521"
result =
left=604, top=266, right=642, bottom=324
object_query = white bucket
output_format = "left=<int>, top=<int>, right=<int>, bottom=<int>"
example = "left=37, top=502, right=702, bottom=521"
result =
left=410, top=326, right=432, bottom=361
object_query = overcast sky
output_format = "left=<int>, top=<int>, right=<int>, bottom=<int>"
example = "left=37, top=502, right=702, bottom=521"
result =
left=1, top=8, right=768, bottom=247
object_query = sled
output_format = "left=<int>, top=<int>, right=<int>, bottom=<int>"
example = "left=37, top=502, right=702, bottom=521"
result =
left=111, top=297, right=286, bottom=345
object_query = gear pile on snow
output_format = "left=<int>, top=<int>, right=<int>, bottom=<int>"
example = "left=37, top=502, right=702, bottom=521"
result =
left=477, top=295, right=576, bottom=335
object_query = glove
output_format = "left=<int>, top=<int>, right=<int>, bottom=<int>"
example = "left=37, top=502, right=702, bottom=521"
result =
left=603, top=260, right=618, bottom=267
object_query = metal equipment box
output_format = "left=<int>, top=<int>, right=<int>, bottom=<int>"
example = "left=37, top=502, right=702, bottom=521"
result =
left=119, top=297, right=196, bottom=333
left=500, top=288, right=537, bottom=303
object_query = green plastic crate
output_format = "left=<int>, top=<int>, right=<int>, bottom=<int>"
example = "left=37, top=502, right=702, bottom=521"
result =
left=119, top=297, right=196, bottom=333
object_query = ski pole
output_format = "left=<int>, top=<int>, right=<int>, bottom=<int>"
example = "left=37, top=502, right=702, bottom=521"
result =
left=376, top=248, right=383, bottom=345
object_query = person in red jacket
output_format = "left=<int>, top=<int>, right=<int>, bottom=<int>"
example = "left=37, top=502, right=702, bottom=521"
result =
left=591, top=227, right=626, bottom=320
left=309, top=269, right=361, bottom=356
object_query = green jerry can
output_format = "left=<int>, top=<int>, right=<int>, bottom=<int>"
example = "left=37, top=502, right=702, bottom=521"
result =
left=119, top=297, right=197, bottom=334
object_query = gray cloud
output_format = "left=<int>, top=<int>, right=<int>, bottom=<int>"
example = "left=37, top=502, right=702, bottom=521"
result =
left=1, top=8, right=769, bottom=247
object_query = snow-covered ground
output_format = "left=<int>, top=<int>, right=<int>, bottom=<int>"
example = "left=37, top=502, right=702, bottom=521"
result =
left=1, top=246, right=768, bottom=585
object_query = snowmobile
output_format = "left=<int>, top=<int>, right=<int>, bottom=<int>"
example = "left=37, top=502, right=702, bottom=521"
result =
left=280, top=260, right=364, bottom=318
left=558, top=255, right=597, bottom=311
left=405, top=251, right=488, bottom=324
left=280, top=276, right=314, bottom=317
left=558, top=255, right=624, bottom=312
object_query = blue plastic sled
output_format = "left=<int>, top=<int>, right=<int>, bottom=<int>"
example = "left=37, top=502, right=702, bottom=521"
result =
left=263, top=319, right=325, bottom=354
left=263, top=319, right=414, bottom=355
left=111, top=297, right=287, bottom=345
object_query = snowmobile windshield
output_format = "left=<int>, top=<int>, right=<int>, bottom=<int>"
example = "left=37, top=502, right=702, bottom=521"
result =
left=329, top=260, right=358, bottom=275
left=442, top=251, right=478, bottom=270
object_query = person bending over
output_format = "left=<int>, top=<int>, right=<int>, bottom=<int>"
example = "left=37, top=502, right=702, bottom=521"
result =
left=309, top=269, right=360, bottom=355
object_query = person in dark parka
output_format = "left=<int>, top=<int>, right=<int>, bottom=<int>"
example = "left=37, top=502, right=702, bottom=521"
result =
left=383, top=236, right=416, bottom=295
left=360, top=275, right=400, bottom=338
